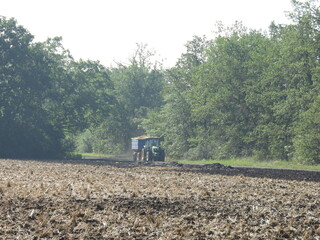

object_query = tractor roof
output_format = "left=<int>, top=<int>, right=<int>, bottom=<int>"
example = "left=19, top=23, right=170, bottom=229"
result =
left=131, top=136, right=162, bottom=140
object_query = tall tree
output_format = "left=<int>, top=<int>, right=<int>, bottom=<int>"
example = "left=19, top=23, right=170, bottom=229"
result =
left=110, top=44, right=164, bottom=138
left=0, top=18, right=65, bottom=158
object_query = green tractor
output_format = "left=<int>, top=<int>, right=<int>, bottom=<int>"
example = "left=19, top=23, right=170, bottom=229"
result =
left=132, top=136, right=165, bottom=162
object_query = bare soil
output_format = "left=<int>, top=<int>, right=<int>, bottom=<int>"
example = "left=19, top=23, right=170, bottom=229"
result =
left=0, top=158, right=320, bottom=239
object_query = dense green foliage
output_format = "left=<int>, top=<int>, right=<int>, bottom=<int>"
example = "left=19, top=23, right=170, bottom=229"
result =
left=145, top=0, right=320, bottom=163
left=0, top=18, right=115, bottom=158
left=1, top=0, right=320, bottom=163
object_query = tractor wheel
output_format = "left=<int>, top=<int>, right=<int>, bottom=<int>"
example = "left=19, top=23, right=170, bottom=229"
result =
left=146, top=151, right=153, bottom=162
left=162, top=151, right=165, bottom=161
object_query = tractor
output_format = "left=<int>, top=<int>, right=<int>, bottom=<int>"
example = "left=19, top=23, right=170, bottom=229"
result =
left=131, top=136, right=165, bottom=162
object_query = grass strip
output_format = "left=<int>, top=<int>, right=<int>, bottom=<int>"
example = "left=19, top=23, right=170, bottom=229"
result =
left=77, top=153, right=320, bottom=171
left=77, top=152, right=130, bottom=159
left=175, top=158, right=320, bottom=171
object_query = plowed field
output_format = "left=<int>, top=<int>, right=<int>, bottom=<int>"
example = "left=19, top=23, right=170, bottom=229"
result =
left=1, top=158, right=320, bottom=239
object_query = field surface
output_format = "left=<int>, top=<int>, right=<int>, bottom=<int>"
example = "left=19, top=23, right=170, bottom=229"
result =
left=1, top=158, right=320, bottom=239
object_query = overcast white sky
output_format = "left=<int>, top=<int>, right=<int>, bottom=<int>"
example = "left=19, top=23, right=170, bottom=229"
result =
left=2, top=0, right=294, bottom=68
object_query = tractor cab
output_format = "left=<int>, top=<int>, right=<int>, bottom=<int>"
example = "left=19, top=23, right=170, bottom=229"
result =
left=144, top=137, right=162, bottom=148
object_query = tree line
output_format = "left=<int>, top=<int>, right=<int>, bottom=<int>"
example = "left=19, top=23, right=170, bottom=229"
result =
left=1, top=0, right=320, bottom=163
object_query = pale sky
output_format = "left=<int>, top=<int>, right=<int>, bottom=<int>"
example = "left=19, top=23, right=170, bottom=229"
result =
left=2, top=0, right=294, bottom=68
